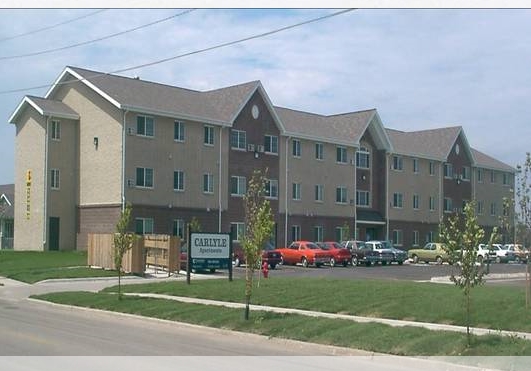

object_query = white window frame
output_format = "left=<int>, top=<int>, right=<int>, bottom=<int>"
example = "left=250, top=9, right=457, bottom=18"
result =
left=336, top=186, right=347, bottom=204
left=204, top=125, right=214, bottom=146
left=137, top=115, right=154, bottom=137
left=136, top=167, right=154, bottom=188
left=490, top=202, right=497, bottom=216
left=356, top=147, right=370, bottom=169
left=231, top=222, right=245, bottom=242
left=135, top=217, right=154, bottom=235
left=477, top=200, right=484, bottom=215
left=356, top=190, right=370, bottom=207
left=429, top=161, right=435, bottom=176
left=315, top=142, right=324, bottom=160
left=429, top=196, right=436, bottom=211
left=292, top=139, right=301, bottom=157
left=462, top=166, right=471, bottom=181
left=291, top=225, right=301, bottom=242
left=50, top=168, right=60, bottom=190
left=314, top=184, right=323, bottom=202
left=444, top=197, right=453, bottom=213
left=477, top=169, right=483, bottom=183
left=173, top=219, right=185, bottom=239
left=444, top=163, right=453, bottom=179
left=336, top=146, right=347, bottom=164
left=413, top=230, right=419, bottom=247
left=314, top=226, right=324, bottom=242
left=413, top=194, right=419, bottom=210
left=203, top=173, right=214, bottom=194
left=413, top=158, right=419, bottom=174
left=503, top=173, right=510, bottom=186
left=51, top=120, right=61, bottom=141
left=292, top=182, right=301, bottom=201
left=230, top=129, right=247, bottom=150
left=174, top=121, right=185, bottom=142
left=264, top=135, right=278, bottom=154
left=490, top=170, right=496, bottom=183
left=392, top=229, right=403, bottom=246
left=392, top=156, right=403, bottom=171
left=173, top=170, right=185, bottom=192
left=265, top=179, right=278, bottom=199
left=392, top=192, right=403, bottom=208
left=230, top=176, right=246, bottom=196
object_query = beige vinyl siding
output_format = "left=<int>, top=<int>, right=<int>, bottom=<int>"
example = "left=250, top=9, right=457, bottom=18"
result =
left=14, top=109, right=46, bottom=250
left=474, top=167, right=514, bottom=227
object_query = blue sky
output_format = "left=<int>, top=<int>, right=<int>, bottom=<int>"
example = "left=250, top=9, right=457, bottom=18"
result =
left=1, top=8, right=530, bottom=185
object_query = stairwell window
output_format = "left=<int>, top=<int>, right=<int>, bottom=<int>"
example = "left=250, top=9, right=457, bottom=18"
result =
left=356, top=147, right=370, bottom=169
left=51, top=120, right=61, bottom=140
left=230, top=176, right=246, bottom=196
left=356, top=190, right=370, bottom=207
left=230, top=129, right=246, bottom=150
left=444, top=163, right=453, bottom=178
left=264, top=135, right=278, bottom=154
left=137, top=115, right=154, bottom=137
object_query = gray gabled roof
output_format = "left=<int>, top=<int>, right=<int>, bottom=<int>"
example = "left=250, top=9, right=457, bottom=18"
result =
left=9, top=95, right=79, bottom=123
left=275, top=107, right=387, bottom=147
left=386, top=126, right=463, bottom=161
left=472, top=148, right=516, bottom=173
left=0, top=184, right=14, bottom=219
left=51, top=66, right=260, bottom=126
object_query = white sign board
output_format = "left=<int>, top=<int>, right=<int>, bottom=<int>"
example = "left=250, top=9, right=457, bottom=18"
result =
left=190, top=233, right=231, bottom=259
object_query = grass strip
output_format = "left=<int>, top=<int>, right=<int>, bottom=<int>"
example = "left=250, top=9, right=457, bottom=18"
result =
left=104, top=277, right=531, bottom=333
left=33, top=291, right=531, bottom=356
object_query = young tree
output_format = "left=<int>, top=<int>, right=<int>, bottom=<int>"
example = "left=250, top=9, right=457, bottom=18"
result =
left=241, top=170, right=274, bottom=320
left=189, top=217, right=202, bottom=233
left=113, top=204, right=137, bottom=300
left=439, top=201, right=489, bottom=345
left=516, top=152, right=531, bottom=308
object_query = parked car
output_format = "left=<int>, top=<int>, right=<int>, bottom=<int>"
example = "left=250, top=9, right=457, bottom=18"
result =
left=232, top=241, right=282, bottom=269
left=342, top=240, right=380, bottom=266
left=503, top=244, right=529, bottom=263
left=408, top=242, right=450, bottom=264
left=276, top=241, right=331, bottom=267
left=379, top=240, right=408, bottom=265
left=363, top=241, right=395, bottom=265
left=476, top=244, right=497, bottom=263
left=490, top=243, right=515, bottom=263
left=316, top=241, right=352, bottom=267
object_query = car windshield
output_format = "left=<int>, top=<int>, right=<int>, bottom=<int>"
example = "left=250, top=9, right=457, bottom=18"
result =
left=356, top=242, right=366, bottom=249
left=306, top=243, right=320, bottom=249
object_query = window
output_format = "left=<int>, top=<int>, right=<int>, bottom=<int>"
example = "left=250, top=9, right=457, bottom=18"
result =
left=392, top=230, right=403, bottom=246
left=291, top=225, right=301, bottom=242
left=204, top=125, right=214, bottom=145
left=137, top=115, right=154, bottom=137
left=50, top=169, right=60, bottom=190
left=292, top=183, right=301, bottom=201
left=392, top=156, right=403, bottom=171
left=265, top=179, right=278, bottom=199
left=292, top=139, right=301, bottom=157
left=356, top=190, right=370, bottom=207
left=315, top=184, right=323, bottom=202
left=174, top=121, right=184, bottom=142
left=336, top=146, right=347, bottom=164
left=413, top=158, right=419, bottom=174
left=503, top=202, right=510, bottom=217
left=477, top=201, right=484, bottom=215
left=462, top=166, right=470, bottom=181
left=356, top=147, right=370, bottom=168
left=231, top=222, right=245, bottom=242
left=477, top=169, right=483, bottom=183
left=426, top=231, right=434, bottom=243
left=203, top=173, right=214, bottom=194
left=173, top=170, right=185, bottom=191
left=136, top=167, right=153, bottom=188
left=490, top=170, right=496, bottom=183
left=392, top=192, right=403, bottom=208
left=444, top=163, right=453, bottom=178
left=503, top=173, right=510, bottom=186
left=413, top=194, right=419, bottom=210
left=314, top=226, right=324, bottom=242
left=444, top=197, right=453, bottom=213
left=413, top=231, right=419, bottom=246
left=315, top=143, right=323, bottom=160
left=336, top=186, right=347, bottom=204
left=264, top=135, right=278, bottom=154
left=135, top=218, right=154, bottom=235
left=335, top=226, right=349, bottom=242
left=172, top=219, right=185, bottom=239
left=230, top=176, right=246, bottom=196
left=429, top=196, right=436, bottom=211
left=230, top=129, right=246, bottom=150
left=429, top=161, right=435, bottom=176
left=51, top=120, right=60, bottom=140
left=490, top=202, right=497, bottom=216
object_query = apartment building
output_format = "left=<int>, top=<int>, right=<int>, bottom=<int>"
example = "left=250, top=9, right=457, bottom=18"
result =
left=8, top=66, right=515, bottom=251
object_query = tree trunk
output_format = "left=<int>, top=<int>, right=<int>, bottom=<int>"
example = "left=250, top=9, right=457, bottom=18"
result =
left=118, top=269, right=122, bottom=300
left=244, top=266, right=253, bottom=320
left=527, top=261, right=530, bottom=309
left=466, top=285, right=471, bottom=346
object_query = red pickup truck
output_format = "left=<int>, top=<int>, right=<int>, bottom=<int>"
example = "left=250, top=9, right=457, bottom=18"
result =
left=276, top=241, right=331, bottom=267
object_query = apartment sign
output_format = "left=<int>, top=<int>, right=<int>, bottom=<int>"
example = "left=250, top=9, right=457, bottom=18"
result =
left=189, top=232, right=231, bottom=271
left=26, top=169, right=31, bottom=219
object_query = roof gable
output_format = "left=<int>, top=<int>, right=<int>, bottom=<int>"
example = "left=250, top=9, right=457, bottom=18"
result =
left=472, top=148, right=516, bottom=173
left=9, top=95, right=79, bottom=124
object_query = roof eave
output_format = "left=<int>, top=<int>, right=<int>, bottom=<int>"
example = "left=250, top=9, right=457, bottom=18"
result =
left=122, top=104, right=232, bottom=127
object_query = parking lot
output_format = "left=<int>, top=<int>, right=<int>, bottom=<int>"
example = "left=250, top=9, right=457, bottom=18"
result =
left=231, top=261, right=528, bottom=283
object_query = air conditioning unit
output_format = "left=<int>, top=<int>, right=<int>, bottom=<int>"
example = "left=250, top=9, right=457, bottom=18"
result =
left=256, top=145, right=265, bottom=153
left=127, top=179, right=135, bottom=188
left=247, top=144, right=255, bottom=152
left=127, top=127, right=135, bottom=135
left=349, top=199, right=355, bottom=205
left=350, top=159, right=356, bottom=166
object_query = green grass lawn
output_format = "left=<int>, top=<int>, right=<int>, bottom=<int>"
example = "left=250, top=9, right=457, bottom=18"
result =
left=0, top=250, right=120, bottom=283
left=104, top=277, right=531, bottom=333
left=33, top=291, right=531, bottom=357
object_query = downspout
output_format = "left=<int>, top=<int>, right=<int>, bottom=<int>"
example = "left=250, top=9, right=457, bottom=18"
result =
left=121, top=110, right=128, bottom=212
left=385, top=152, right=389, bottom=240
left=439, top=161, right=444, bottom=223
left=353, top=146, right=357, bottom=240
left=43, top=116, right=50, bottom=249
left=284, top=136, right=290, bottom=247
left=218, top=126, right=223, bottom=232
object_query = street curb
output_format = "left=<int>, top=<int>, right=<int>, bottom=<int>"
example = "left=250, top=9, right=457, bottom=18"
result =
left=431, top=272, right=528, bottom=283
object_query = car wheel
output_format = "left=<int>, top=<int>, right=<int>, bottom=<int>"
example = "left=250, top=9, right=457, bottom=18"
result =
left=495, top=256, right=501, bottom=264
left=365, top=261, right=372, bottom=267
left=316, top=263, right=322, bottom=268
left=351, top=256, right=359, bottom=266
left=412, top=255, right=419, bottom=264
left=301, top=257, right=309, bottom=268
left=515, top=256, right=521, bottom=264
left=234, top=256, right=240, bottom=267
left=280, top=256, right=284, bottom=265
left=342, top=261, right=348, bottom=267
left=477, top=255, right=484, bottom=263
left=436, top=256, right=443, bottom=265
left=330, top=257, right=336, bottom=267
left=381, top=261, right=387, bottom=266
left=270, top=263, right=276, bottom=270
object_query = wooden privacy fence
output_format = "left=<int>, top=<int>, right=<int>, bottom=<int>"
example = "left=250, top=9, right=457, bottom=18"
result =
left=87, top=233, right=180, bottom=275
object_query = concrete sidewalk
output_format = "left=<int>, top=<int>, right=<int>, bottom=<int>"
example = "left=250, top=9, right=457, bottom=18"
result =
left=124, top=292, right=531, bottom=341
